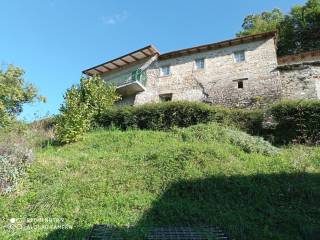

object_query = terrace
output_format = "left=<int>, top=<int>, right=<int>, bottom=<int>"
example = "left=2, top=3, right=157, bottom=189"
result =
left=83, top=45, right=159, bottom=97
left=106, top=68, right=147, bottom=96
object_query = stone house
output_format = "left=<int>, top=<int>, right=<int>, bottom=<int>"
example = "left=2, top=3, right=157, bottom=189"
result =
left=83, top=32, right=320, bottom=108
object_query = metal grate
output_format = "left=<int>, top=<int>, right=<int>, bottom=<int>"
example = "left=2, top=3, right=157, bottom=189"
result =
left=147, top=227, right=229, bottom=240
left=87, top=225, right=229, bottom=240
left=87, top=225, right=123, bottom=240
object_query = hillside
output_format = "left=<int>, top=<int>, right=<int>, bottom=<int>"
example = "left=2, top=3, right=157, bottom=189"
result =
left=0, top=123, right=319, bottom=240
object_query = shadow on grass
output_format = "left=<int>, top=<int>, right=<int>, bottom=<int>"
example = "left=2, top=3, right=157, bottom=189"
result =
left=44, top=173, right=320, bottom=240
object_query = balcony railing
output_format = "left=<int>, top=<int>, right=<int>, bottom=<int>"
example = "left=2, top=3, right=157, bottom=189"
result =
left=106, top=69, right=147, bottom=88
left=106, top=69, right=147, bottom=96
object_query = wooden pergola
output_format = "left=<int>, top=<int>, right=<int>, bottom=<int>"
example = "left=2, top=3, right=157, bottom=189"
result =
left=83, top=45, right=160, bottom=76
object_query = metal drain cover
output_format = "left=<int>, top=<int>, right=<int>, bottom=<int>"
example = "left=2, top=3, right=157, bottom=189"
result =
left=147, top=227, right=229, bottom=240
left=87, top=225, right=229, bottom=240
left=87, top=225, right=123, bottom=240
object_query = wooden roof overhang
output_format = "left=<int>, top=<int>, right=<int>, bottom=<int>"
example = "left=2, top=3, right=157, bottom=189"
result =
left=82, top=45, right=160, bottom=76
left=159, top=31, right=277, bottom=60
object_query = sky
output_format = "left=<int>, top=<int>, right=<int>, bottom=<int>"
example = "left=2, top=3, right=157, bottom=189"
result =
left=0, top=0, right=306, bottom=121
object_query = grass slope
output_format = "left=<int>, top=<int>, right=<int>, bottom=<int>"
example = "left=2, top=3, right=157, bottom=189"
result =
left=0, top=123, right=319, bottom=239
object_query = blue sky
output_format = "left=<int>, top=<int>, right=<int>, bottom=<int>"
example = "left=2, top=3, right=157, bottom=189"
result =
left=0, top=0, right=306, bottom=121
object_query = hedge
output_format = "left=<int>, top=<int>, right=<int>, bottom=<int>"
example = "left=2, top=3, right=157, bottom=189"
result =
left=96, top=101, right=263, bottom=132
left=97, top=100, right=320, bottom=145
left=270, top=100, right=320, bottom=144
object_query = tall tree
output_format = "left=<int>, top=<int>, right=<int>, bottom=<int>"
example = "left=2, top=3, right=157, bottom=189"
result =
left=237, top=0, right=320, bottom=56
left=0, top=65, right=45, bottom=126
left=278, top=0, right=320, bottom=55
left=236, top=9, right=284, bottom=37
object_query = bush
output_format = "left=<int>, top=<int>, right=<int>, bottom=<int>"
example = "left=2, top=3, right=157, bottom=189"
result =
left=97, top=101, right=264, bottom=132
left=98, top=101, right=213, bottom=130
left=0, top=143, right=34, bottom=194
left=176, top=123, right=279, bottom=156
left=55, top=76, right=120, bottom=144
left=0, top=120, right=54, bottom=194
left=223, top=108, right=264, bottom=135
left=98, top=99, right=320, bottom=145
left=270, top=100, right=320, bottom=144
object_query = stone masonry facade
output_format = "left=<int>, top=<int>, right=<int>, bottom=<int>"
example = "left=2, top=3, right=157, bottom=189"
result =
left=279, top=63, right=320, bottom=100
left=84, top=33, right=320, bottom=108
left=135, top=38, right=281, bottom=108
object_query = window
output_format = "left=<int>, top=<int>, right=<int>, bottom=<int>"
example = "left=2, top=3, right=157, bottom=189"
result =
left=238, top=80, right=244, bottom=89
left=234, top=51, right=246, bottom=63
left=195, top=58, right=205, bottom=70
left=233, top=78, right=247, bottom=89
left=160, top=65, right=171, bottom=76
left=159, top=93, right=172, bottom=102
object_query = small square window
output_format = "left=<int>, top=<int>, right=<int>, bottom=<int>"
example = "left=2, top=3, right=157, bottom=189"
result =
left=234, top=78, right=247, bottom=89
left=159, top=93, right=172, bottom=102
left=238, top=80, right=244, bottom=89
left=160, top=65, right=171, bottom=76
left=195, top=58, right=205, bottom=70
left=234, top=51, right=246, bottom=63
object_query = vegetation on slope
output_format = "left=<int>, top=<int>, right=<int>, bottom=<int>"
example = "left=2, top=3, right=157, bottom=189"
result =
left=0, top=123, right=319, bottom=240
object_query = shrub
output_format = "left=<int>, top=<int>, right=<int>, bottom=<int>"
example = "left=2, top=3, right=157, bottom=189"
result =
left=270, top=100, right=320, bottom=144
left=177, top=123, right=279, bottom=156
left=222, top=108, right=264, bottom=135
left=97, top=101, right=264, bottom=132
left=55, top=76, right=120, bottom=144
left=30, top=117, right=56, bottom=132
left=98, top=99, right=320, bottom=145
left=0, top=119, right=54, bottom=194
left=0, top=143, right=34, bottom=194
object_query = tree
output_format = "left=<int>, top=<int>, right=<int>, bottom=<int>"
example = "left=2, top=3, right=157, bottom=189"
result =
left=278, top=0, right=320, bottom=55
left=236, top=9, right=284, bottom=37
left=0, top=65, right=45, bottom=126
left=237, top=0, right=320, bottom=56
left=55, top=75, right=120, bottom=144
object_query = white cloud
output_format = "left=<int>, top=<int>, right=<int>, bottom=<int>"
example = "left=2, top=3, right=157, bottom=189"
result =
left=102, top=11, right=128, bottom=25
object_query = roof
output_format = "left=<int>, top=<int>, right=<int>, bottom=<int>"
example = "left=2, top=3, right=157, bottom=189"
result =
left=83, top=31, right=277, bottom=76
left=159, top=31, right=277, bottom=60
left=277, top=49, right=320, bottom=65
left=83, top=45, right=160, bottom=76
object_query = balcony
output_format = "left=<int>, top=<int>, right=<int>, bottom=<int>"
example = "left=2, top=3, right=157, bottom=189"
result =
left=106, top=69, right=147, bottom=96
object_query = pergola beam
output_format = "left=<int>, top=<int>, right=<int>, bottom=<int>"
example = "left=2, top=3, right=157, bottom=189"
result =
left=129, top=54, right=140, bottom=61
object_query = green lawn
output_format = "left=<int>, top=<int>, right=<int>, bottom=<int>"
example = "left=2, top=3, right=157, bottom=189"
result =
left=0, top=123, right=319, bottom=239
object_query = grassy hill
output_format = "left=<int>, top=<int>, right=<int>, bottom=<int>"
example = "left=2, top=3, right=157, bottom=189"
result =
left=0, top=123, right=319, bottom=239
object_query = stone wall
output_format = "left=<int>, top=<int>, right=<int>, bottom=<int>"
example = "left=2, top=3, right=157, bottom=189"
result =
left=279, top=63, right=320, bottom=100
left=315, top=65, right=320, bottom=98
left=135, top=38, right=282, bottom=108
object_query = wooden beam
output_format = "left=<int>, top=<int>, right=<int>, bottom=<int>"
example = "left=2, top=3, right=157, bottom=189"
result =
left=141, top=50, right=150, bottom=57
left=102, top=65, right=112, bottom=71
left=111, top=62, right=122, bottom=68
left=130, top=54, right=139, bottom=61
left=100, top=66, right=110, bottom=72
left=94, top=68, right=104, bottom=74
left=120, top=58, right=131, bottom=64
left=117, top=59, right=127, bottom=65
